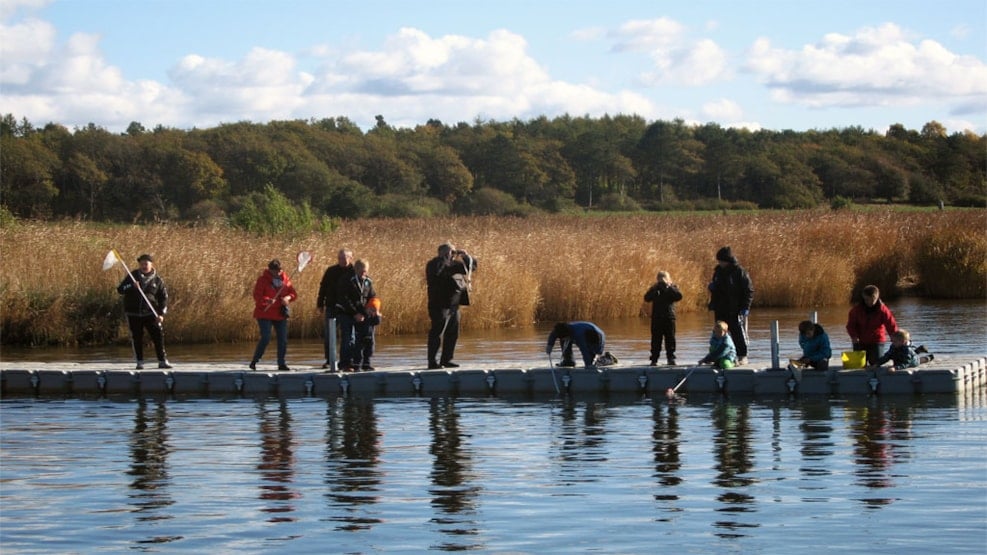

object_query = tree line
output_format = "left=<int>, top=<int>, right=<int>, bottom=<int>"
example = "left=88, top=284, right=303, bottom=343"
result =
left=2, top=113, right=984, bottom=225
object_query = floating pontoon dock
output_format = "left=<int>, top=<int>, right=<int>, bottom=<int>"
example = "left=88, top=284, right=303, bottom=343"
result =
left=2, top=355, right=984, bottom=398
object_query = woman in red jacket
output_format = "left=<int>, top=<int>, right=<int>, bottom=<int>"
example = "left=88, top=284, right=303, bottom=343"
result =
left=250, top=259, right=297, bottom=371
left=846, top=284, right=898, bottom=365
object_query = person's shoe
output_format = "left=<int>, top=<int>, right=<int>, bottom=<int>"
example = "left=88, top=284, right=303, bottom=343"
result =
left=249, top=361, right=257, bottom=371
left=135, top=361, right=144, bottom=370
left=737, top=357, right=748, bottom=366
left=361, top=365, right=375, bottom=372
left=558, top=359, right=576, bottom=367
left=441, top=361, right=460, bottom=368
left=927, top=353, right=935, bottom=362
left=915, top=345, right=928, bottom=354
left=158, top=360, right=173, bottom=369
left=277, top=364, right=291, bottom=371
left=427, top=362, right=442, bottom=369
left=649, top=360, right=658, bottom=366
left=667, top=358, right=676, bottom=366
left=322, top=362, right=332, bottom=369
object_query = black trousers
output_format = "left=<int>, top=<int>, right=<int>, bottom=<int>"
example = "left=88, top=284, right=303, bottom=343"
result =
left=128, top=314, right=167, bottom=362
left=650, top=318, right=677, bottom=361
left=427, top=306, right=460, bottom=364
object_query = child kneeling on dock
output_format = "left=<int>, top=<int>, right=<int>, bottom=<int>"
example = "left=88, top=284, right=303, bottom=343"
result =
left=789, top=320, right=832, bottom=371
left=875, top=329, right=934, bottom=371
left=698, top=321, right=738, bottom=369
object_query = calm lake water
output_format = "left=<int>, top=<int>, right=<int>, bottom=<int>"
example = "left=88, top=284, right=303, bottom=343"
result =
left=1, top=299, right=986, bottom=553
left=3, top=298, right=986, bottom=367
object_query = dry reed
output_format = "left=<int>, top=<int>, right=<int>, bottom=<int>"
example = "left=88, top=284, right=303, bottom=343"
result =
left=1, top=209, right=984, bottom=346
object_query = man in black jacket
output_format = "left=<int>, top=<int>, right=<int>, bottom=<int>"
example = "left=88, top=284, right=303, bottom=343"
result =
left=426, top=242, right=476, bottom=369
left=118, top=253, right=171, bottom=370
left=316, top=248, right=354, bottom=370
left=707, top=246, right=754, bottom=365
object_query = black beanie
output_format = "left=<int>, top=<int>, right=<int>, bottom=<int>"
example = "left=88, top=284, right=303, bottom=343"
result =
left=716, top=246, right=736, bottom=263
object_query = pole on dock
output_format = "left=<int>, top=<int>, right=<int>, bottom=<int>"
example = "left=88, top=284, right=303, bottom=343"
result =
left=771, top=320, right=780, bottom=369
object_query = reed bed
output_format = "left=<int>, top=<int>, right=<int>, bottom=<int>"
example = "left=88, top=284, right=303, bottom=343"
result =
left=1, top=210, right=984, bottom=346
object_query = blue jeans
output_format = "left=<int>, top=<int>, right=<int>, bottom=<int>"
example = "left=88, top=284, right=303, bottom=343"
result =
left=252, top=319, right=288, bottom=366
left=336, top=314, right=358, bottom=367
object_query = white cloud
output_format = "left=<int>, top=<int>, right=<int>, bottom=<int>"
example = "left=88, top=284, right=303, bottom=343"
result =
left=702, top=98, right=743, bottom=122
left=0, top=15, right=55, bottom=84
left=299, top=27, right=656, bottom=126
left=0, top=0, right=50, bottom=21
left=745, top=23, right=987, bottom=109
left=608, top=17, right=729, bottom=86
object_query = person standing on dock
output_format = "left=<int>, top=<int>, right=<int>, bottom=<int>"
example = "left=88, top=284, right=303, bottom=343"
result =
left=846, top=284, right=898, bottom=365
left=334, top=258, right=377, bottom=372
left=316, top=248, right=355, bottom=370
left=707, top=246, right=754, bottom=365
left=644, top=270, right=683, bottom=366
left=117, top=253, right=171, bottom=370
left=250, top=259, right=297, bottom=371
left=426, top=242, right=476, bottom=369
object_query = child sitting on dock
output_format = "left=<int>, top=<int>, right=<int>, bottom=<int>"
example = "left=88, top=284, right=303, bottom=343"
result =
left=698, top=321, right=738, bottom=369
left=875, top=329, right=933, bottom=371
left=790, top=320, right=832, bottom=371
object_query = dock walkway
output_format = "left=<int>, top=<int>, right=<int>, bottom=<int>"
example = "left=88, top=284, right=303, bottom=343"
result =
left=2, top=355, right=985, bottom=399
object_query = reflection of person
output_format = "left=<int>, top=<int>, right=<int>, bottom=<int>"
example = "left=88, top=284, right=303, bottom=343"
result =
left=707, top=246, right=754, bottom=365
left=793, top=320, right=832, bottom=371
left=874, top=329, right=920, bottom=371
left=846, top=284, right=898, bottom=365
left=426, top=242, right=477, bottom=369
left=335, top=259, right=376, bottom=372
left=316, top=248, right=354, bottom=370
left=644, top=270, right=683, bottom=366
left=250, top=259, right=297, bottom=371
left=117, top=253, right=171, bottom=370
left=546, top=321, right=605, bottom=368
left=698, top=321, right=737, bottom=369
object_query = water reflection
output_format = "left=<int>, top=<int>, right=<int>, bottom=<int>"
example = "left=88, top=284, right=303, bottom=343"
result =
left=710, top=402, right=759, bottom=538
left=127, top=399, right=181, bottom=545
left=428, top=398, right=483, bottom=551
left=555, top=401, right=611, bottom=481
left=256, top=400, right=299, bottom=523
left=651, top=403, right=683, bottom=518
left=798, top=400, right=836, bottom=489
left=847, top=399, right=914, bottom=508
left=322, top=397, right=383, bottom=531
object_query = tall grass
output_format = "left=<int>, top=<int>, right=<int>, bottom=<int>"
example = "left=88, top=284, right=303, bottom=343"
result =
left=1, top=209, right=984, bottom=346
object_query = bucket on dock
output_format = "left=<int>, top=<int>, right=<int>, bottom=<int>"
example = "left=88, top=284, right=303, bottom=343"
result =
left=841, top=351, right=867, bottom=369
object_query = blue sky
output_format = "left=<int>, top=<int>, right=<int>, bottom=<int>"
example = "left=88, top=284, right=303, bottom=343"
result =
left=2, top=0, right=985, bottom=134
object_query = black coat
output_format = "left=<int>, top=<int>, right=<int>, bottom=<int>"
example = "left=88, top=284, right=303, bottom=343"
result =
left=334, top=274, right=376, bottom=317
left=317, top=264, right=355, bottom=313
left=644, top=282, right=683, bottom=320
left=117, top=270, right=167, bottom=317
left=426, top=254, right=476, bottom=309
left=707, top=263, right=753, bottom=316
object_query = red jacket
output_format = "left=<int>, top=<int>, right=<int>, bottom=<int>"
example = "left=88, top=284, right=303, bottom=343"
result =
left=846, top=300, right=897, bottom=344
left=253, top=270, right=297, bottom=321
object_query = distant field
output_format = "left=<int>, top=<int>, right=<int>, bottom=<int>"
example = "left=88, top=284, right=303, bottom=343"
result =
left=1, top=209, right=984, bottom=346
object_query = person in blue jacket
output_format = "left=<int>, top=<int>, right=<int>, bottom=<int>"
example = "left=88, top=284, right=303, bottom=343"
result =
left=793, top=320, right=833, bottom=371
left=698, top=321, right=738, bottom=369
left=546, top=321, right=606, bottom=368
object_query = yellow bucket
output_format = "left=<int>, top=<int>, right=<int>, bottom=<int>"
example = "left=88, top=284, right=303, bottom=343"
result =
left=841, top=351, right=867, bottom=369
